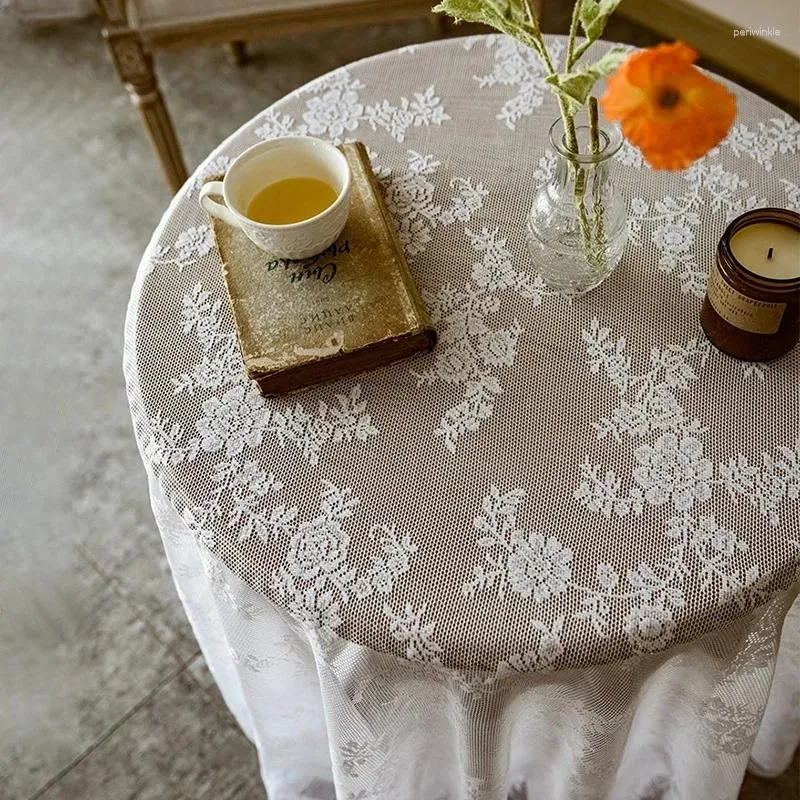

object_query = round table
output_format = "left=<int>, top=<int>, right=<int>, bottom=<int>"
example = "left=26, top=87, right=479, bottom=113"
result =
left=125, top=35, right=800, bottom=800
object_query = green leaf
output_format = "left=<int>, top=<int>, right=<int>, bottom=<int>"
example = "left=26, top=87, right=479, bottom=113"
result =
left=578, top=0, right=623, bottom=42
left=432, top=0, right=542, bottom=52
left=544, top=45, right=628, bottom=112
left=545, top=74, right=594, bottom=114
left=587, top=44, right=629, bottom=76
left=433, top=0, right=524, bottom=25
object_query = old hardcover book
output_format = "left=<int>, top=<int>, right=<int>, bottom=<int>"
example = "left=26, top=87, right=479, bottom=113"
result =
left=206, top=141, right=436, bottom=395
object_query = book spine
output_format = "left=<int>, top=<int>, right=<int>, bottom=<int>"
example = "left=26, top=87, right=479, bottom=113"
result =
left=349, top=142, right=435, bottom=333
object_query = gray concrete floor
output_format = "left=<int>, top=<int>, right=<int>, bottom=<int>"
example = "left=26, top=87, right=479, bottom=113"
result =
left=0, top=7, right=796, bottom=800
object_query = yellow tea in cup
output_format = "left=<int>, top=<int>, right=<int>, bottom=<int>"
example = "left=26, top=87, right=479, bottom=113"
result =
left=246, top=177, right=338, bottom=225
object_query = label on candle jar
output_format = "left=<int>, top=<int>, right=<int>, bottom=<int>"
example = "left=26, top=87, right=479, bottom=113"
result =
left=707, top=262, right=786, bottom=334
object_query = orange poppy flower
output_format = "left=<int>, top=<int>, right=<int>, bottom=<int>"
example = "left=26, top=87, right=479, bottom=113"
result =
left=601, top=41, right=736, bottom=170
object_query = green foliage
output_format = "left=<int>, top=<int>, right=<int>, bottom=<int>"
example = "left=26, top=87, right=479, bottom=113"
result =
left=433, top=0, right=629, bottom=168
left=545, top=46, right=628, bottom=113
left=432, top=0, right=526, bottom=27
left=433, top=0, right=630, bottom=263
left=432, top=0, right=544, bottom=55
left=433, top=0, right=628, bottom=111
left=579, top=0, right=624, bottom=42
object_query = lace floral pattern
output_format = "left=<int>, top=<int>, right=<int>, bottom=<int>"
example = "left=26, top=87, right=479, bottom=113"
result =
left=464, top=486, right=572, bottom=602
left=196, top=385, right=270, bottom=457
left=384, top=603, right=443, bottom=664
left=577, top=319, right=798, bottom=531
left=126, top=36, right=800, bottom=800
left=379, top=150, right=488, bottom=258
left=722, top=117, right=800, bottom=172
left=253, top=68, right=450, bottom=146
left=413, top=228, right=551, bottom=451
left=141, top=283, right=379, bottom=468
left=627, top=160, right=764, bottom=296
left=146, top=226, right=214, bottom=273
left=457, top=483, right=768, bottom=658
left=471, top=35, right=564, bottom=130
left=632, top=432, right=713, bottom=512
left=128, top=36, right=799, bottom=685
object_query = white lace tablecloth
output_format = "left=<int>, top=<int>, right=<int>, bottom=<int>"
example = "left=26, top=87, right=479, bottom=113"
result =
left=125, top=35, right=800, bottom=800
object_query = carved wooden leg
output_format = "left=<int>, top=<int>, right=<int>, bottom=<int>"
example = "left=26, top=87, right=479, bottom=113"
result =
left=224, top=41, right=248, bottom=66
left=103, top=30, right=187, bottom=193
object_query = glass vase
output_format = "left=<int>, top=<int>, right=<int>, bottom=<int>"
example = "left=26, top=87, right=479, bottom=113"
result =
left=526, top=111, right=628, bottom=296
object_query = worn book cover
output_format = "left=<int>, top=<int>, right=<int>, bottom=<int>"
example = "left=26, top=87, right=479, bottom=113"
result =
left=206, top=141, right=436, bottom=395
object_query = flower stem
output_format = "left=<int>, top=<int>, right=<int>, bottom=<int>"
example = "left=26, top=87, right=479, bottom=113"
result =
left=566, top=0, right=584, bottom=70
left=549, top=5, right=595, bottom=268
left=589, top=96, right=600, bottom=154
left=525, top=0, right=590, bottom=270
left=559, top=100, right=578, bottom=154
left=557, top=102, right=594, bottom=268
left=575, top=166, right=594, bottom=260
left=536, top=35, right=558, bottom=76
left=588, top=97, right=607, bottom=268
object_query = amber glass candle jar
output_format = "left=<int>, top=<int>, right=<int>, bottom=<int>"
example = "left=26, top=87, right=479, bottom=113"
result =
left=701, top=208, right=800, bottom=361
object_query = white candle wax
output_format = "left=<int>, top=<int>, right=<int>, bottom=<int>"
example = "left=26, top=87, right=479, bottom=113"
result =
left=729, top=221, right=800, bottom=281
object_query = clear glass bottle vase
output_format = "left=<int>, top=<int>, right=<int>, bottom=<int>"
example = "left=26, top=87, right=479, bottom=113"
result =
left=526, top=111, right=628, bottom=296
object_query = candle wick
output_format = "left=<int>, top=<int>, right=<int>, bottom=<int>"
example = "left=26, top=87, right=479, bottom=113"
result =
left=768, top=247, right=774, bottom=259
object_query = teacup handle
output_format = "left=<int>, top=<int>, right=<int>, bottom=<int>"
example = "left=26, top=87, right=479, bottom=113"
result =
left=199, top=181, right=241, bottom=228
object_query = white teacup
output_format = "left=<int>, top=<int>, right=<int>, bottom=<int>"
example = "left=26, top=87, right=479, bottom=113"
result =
left=199, top=136, right=351, bottom=260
